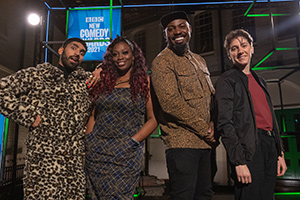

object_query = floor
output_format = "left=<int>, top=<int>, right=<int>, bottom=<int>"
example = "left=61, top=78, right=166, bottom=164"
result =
left=137, top=176, right=300, bottom=200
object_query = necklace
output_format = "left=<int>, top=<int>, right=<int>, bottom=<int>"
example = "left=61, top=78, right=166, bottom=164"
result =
left=115, top=79, right=130, bottom=86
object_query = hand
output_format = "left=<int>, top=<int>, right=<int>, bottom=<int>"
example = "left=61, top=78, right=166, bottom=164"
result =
left=204, top=121, right=216, bottom=144
left=277, top=152, right=287, bottom=176
left=236, top=165, right=252, bottom=184
left=32, top=115, right=41, bottom=128
left=86, top=65, right=102, bottom=88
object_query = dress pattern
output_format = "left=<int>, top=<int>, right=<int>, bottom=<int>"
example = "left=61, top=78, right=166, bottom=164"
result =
left=85, top=88, right=145, bottom=200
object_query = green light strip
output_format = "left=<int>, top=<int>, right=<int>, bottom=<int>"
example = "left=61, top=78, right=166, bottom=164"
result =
left=244, top=1, right=255, bottom=17
left=3, top=118, right=9, bottom=157
left=247, top=13, right=291, bottom=17
left=150, top=125, right=162, bottom=138
left=275, top=192, right=300, bottom=196
left=253, top=51, right=274, bottom=68
left=276, top=47, right=300, bottom=51
left=66, top=10, right=70, bottom=36
left=252, top=66, right=286, bottom=70
left=69, top=6, right=121, bottom=10
left=281, top=135, right=294, bottom=138
left=110, top=0, right=113, bottom=40
left=282, top=117, right=286, bottom=132
left=133, top=187, right=141, bottom=198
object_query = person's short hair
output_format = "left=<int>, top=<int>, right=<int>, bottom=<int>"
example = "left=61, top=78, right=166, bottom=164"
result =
left=160, top=11, right=190, bottom=29
left=224, top=29, right=253, bottom=52
left=62, top=38, right=87, bottom=51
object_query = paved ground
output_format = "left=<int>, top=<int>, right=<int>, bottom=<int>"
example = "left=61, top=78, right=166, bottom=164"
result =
left=137, top=176, right=300, bottom=200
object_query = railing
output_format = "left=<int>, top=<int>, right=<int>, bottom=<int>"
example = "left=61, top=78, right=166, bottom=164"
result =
left=2, top=164, right=25, bottom=182
left=0, top=164, right=25, bottom=200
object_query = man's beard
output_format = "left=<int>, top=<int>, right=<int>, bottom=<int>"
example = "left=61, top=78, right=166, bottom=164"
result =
left=171, top=43, right=188, bottom=55
left=61, top=51, right=79, bottom=72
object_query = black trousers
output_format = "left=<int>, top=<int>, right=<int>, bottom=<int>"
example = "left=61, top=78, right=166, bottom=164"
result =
left=233, top=130, right=278, bottom=200
left=166, top=148, right=213, bottom=200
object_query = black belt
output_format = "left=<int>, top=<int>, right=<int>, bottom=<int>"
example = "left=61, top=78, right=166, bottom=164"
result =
left=258, top=129, right=273, bottom=137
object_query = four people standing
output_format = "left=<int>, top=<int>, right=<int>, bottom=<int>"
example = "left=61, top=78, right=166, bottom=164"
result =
left=0, top=11, right=288, bottom=200
left=151, top=11, right=216, bottom=200
left=215, top=29, right=287, bottom=200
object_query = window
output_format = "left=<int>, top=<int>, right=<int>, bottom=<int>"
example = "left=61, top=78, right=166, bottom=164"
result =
left=232, top=9, right=256, bottom=42
left=194, top=11, right=214, bottom=54
left=134, top=30, right=146, bottom=56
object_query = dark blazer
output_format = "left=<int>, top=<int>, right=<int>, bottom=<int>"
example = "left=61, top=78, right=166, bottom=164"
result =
left=215, top=66, right=283, bottom=166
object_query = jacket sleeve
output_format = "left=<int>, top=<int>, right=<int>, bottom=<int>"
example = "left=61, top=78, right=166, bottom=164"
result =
left=151, top=57, right=208, bottom=137
left=0, top=68, right=40, bottom=128
left=216, top=75, right=247, bottom=165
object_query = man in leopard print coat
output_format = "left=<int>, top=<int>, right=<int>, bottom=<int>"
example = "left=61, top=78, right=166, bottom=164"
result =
left=0, top=38, right=95, bottom=199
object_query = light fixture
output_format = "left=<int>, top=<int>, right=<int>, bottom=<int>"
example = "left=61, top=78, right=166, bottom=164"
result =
left=27, top=13, right=40, bottom=26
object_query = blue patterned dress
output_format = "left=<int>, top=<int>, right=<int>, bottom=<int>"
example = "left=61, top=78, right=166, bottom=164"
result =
left=85, top=88, right=145, bottom=200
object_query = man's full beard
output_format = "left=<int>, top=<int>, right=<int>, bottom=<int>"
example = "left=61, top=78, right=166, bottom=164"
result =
left=61, top=51, right=79, bottom=72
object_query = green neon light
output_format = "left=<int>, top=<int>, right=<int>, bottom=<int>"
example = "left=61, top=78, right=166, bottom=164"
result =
left=275, top=192, right=300, bottom=196
left=3, top=118, right=9, bottom=157
left=281, top=135, right=294, bottom=138
left=150, top=125, right=162, bottom=138
left=252, top=66, right=285, bottom=70
left=282, top=117, right=286, bottom=132
left=69, top=6, right=121, bottom=10
left=247, top=13, right=291, bottom=17
left=276, top=47, right=300, bottom=51
left=66, top=10, right=70, bottom=36
left=244, top=1, right=255, bottom=16
left=110, top=0, right=113, bottom=40
left=253, top=51, right=274, bottom=68
left=133, top=187, right=141, bottom=198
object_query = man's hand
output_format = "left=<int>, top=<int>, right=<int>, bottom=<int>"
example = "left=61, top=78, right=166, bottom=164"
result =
left=203, top=121, right=216, bottom=145
left=236, top=165, right=252, bottom=184
left=32, top=115, right=41, bottom=128
left=277, top=152, right=287, bottom=176
left=86, top=65, right=102, bottom=88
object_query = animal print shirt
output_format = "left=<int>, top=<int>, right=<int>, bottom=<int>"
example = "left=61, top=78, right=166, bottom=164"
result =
left=0, top=63, right=92, bottom=199
left=151, top=48, right=215, bottom=149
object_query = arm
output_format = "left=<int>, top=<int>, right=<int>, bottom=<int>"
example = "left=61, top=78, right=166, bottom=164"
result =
left=132, top=78, right=158, bottom=142
left=151, top=58, right=209, bottom=137
left=0, top=68, right=40, bottom=128
left=277, top=151, right=287, bottom=176
left=216, top=75, right=247, bottom=166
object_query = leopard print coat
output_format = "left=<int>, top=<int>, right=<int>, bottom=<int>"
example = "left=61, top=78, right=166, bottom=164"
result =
left=0, top=63, right=92, bottom=199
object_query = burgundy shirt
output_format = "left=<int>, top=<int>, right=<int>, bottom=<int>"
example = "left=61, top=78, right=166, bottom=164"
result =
left=247, top=73, right=273, bottom=131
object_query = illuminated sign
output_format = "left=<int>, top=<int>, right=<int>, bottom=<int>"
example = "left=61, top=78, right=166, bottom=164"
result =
left=67, top=8, right=121, bottom=61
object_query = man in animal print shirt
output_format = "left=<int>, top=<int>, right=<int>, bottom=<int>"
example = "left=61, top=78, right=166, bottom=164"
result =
left=0, top=38, right=99, bottom=199
left=151, top=11, right=216, bottom=200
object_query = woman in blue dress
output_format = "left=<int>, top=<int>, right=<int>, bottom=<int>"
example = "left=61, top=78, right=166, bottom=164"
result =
left=85, top=36, right=157, bottom=199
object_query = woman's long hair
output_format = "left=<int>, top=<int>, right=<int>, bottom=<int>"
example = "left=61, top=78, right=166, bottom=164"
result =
left=90, top=36, right=149, bottom=103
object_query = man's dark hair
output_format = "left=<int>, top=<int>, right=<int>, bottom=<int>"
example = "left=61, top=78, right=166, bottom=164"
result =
left=224, top=29, right=253, bottom=52
left=62, top=38, right=87, bottom=51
